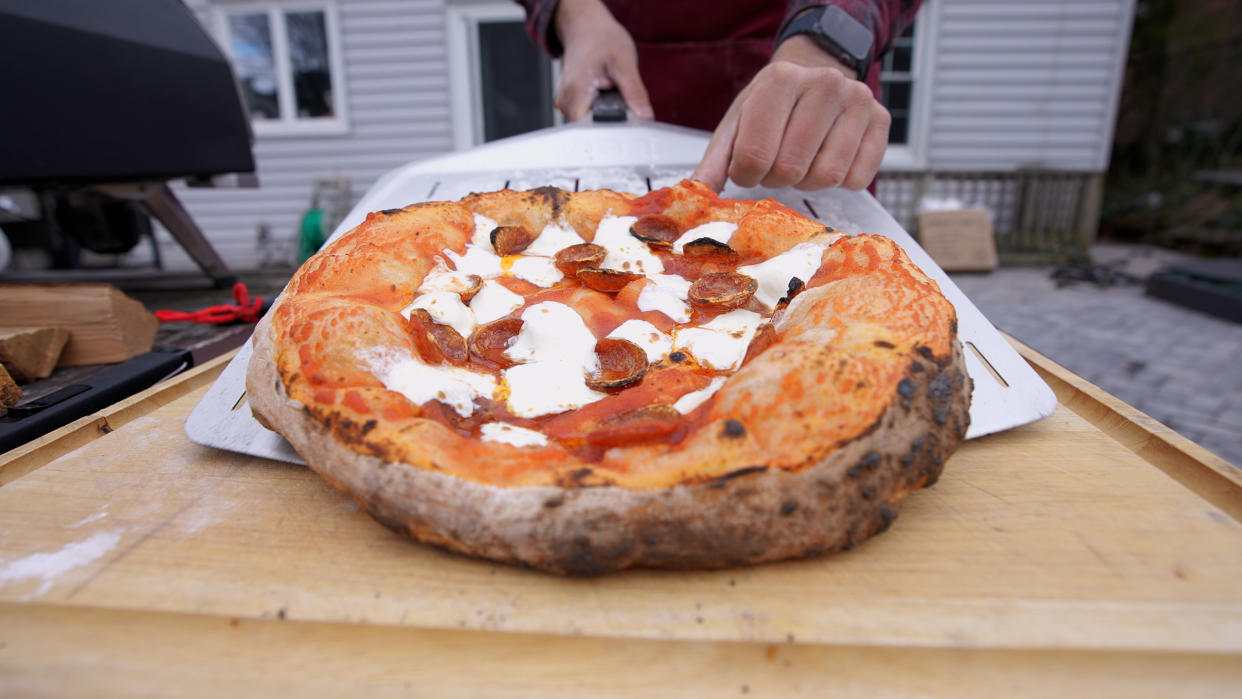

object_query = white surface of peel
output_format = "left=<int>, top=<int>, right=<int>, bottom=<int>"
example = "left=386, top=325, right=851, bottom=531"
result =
left=673, top=309, right=763, bottom=371
left=738, top=242, right=827, bottom=309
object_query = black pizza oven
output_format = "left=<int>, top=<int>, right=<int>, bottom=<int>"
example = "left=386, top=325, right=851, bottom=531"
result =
left=0, top=0, right=257, bottom=286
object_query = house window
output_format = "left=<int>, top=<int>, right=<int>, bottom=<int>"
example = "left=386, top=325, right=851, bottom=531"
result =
left=214, top=2, right=348, bottom=136
left=447, top=2, right=559, bottom=150
left=880, top=21, right=916, bottom=146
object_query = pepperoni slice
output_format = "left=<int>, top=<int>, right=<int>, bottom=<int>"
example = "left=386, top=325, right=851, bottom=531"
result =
left=407, top=309, right=468, bottom=365
left=578, top=267, right=643, bottom=293
left=629, top=215, right=681, bottom=248
left=585, top=404, right=681, bottom=448
left=688, top=271, right=758, bottom=310
left=469, top=318, right=523, bottom=369
left=490, top=225, right=536, bottom=256
left=458, top=274, right=483, bottom=304
left=585, top=338, right=648, bottom=391
left=554, top=243, right=607, bottom=276
left=682, top=237, right=739, bottom=264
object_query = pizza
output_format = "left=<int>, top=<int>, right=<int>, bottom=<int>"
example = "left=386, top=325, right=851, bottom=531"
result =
left=246, top=179, right=971, bottom=574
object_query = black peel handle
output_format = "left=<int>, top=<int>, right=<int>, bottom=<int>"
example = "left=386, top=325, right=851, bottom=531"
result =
left=591, top=88, right=627, bottom=123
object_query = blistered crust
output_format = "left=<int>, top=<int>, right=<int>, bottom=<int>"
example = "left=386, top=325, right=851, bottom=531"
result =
left=246, top=180, right=971, bottom=573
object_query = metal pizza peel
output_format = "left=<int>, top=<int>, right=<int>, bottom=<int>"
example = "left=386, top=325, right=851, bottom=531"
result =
left=186, top=118, right=1057, bottom=464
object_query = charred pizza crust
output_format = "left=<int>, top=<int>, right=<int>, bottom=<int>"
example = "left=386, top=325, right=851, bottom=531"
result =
left=246, top=181, right=971, bottom=574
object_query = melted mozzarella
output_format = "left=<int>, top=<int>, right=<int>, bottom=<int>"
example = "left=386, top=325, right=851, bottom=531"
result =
left=480, top=422, right=548, bottom=447
left=637, top=281, right=691, bottom=323
left=417, top=260, right=477, bottom=295
left=737, top=242, right=827, bottom=309
left=472, top=213, right=499, bottom=249
left=673, top=309, right=763, bottom=371
left=370, top=351, right=496, bottom=418
left=524, top=221, right=585, bottom=256
left=607, top=319, right=672, bottom=361
left=504, top=255, right=563, bottom=287
left=502, top=302, right=606, bottom=418
left=405, top=291, right=475, bottom=338
left=673, top=376, right=727, bottom=414
left=445, top=244, right=503, bottom=279
left=594, top=214, right=663, bottom=275
left=469, top=280, right=524, bottom=324
left=672, top=221, right=737, bottom=253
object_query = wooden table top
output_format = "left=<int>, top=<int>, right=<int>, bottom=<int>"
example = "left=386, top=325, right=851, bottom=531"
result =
left=2, top=344, right=1241, bottom=697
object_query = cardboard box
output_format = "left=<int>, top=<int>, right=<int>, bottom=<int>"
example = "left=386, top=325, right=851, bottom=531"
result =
left=917, top=209, right=999, bottom=272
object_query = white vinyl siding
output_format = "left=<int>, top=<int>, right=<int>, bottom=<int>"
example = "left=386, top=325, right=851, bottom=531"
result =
left=140, top=0, right=455, bottom=272
left=923, top=0, right=1135, bottom=172
left=140, top=0, right=1135, bottom=273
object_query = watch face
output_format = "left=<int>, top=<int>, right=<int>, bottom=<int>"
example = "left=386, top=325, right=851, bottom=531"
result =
left=816, top=5, right=873, bottom=63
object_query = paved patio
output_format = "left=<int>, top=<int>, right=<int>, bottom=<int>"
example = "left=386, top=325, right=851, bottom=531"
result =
left=950, top=243, right=1242, bottom=468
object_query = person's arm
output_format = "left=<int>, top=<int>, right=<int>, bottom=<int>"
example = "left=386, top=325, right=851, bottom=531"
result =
left=517, top=0, right=653, bottom=122
left=692, top=0, right=922, bottom=192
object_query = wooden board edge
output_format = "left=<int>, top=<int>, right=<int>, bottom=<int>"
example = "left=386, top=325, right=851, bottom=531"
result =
left=0, top=350, right=236, bottom=485
left=2, top=602, right=1241, bottom=698
left=1006, top=334, right=1242, bottom=522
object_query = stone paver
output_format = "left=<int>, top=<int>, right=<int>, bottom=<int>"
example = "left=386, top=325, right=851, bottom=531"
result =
left=949, top=244, right=1242, bottom=468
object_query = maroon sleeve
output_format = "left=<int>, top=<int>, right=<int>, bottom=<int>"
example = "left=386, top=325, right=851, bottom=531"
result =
left=781, top=0, right=923, bottom=66
left=515, top=0, right=565, bottom=57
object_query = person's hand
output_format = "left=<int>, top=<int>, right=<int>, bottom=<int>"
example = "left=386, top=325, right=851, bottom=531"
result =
left=553, top=0, right=653, bottom=121
left=692, top=35, right=891, bottom=192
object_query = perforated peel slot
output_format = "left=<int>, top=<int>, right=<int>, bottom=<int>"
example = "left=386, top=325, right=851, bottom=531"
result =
left=966, top=341, right=1009, bottom=388
left=231, top=391, right=248, bottom=412
left=803, top=199, right=820, bottom=219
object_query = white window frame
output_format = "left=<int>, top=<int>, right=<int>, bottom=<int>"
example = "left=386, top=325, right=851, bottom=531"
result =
left=446, top=1, right=560, bottom=150
left=211, top=0, right=349, bottom=138
left=880, top=3, right=937, bottom=172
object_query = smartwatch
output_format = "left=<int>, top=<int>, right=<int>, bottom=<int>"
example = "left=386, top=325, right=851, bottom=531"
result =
left=776, top=5, right=874, bottom=80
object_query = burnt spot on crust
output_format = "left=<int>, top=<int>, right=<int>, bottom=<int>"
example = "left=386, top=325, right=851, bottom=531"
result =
left=897, top=378, right=916, bottom=400
left=669, top=351, right=687, bottom=363
left=380, top=207, right=405, bottom=215
left=861, top=487, right=874, bottom=500
left=361, top=419, right=378, bottom=436
left=709, top=465, right=768, bottom=488
left=544, top=496, right=564, bottom=508
left=780, top=501, right=798, bottom=516
left=875, top=504, right=899, bottom=534
left=916, top=345, right=935, bottom=360
left=846, top=451, right=881, bottom=479
left=721, top=419, right=746, bottom=438
left=909, top=361, right=925, bottom=373
left=564, top=537, right=636, bottom=576
left=927, top=371, right=954, bottom=425
left=873, top=340, right=895, bottom=349
left=526, top=186, right=570, bottom=217
left=554, top=467, right=614, bottom=488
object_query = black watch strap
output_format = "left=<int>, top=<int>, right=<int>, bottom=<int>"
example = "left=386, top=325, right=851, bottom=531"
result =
left=777, top=5, right=874, bottom=80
